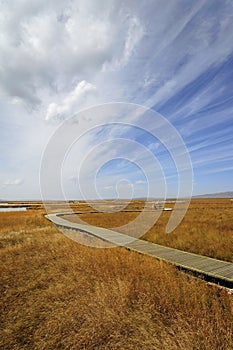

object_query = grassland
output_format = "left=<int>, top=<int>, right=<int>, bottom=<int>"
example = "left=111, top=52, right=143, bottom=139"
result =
left=65, top=198, right=233, bottom=262
left=0, top=208, right=233, bottom=349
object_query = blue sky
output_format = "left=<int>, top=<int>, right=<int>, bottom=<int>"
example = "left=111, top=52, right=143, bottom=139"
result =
left=0, top=0, right=233, bottom=200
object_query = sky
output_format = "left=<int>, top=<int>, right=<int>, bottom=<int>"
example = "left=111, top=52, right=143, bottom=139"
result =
left=0, top=0, right=233, bottom=200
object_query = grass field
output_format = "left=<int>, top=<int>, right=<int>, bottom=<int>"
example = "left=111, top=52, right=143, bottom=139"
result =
left=0, top=208, right=233, bottom=349
left=65, top=198, right=233, bottom=262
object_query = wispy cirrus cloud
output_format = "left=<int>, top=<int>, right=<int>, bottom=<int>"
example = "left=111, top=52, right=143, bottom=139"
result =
left=0, top=0, right=233, bottom=199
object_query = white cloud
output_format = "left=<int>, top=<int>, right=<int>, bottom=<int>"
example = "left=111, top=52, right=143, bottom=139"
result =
left=104, top=185, right=113, bottom=190
left=148, top=142, right=160, bottom=152
left=135, top=180, right=146, bottom=185
left=46, top=80, right=96, bottom=120
left=2, top=178, right=24, bottom=187
left=0, top=0, right=143, bottom=108
left=103, top=16, right=144, bottom=71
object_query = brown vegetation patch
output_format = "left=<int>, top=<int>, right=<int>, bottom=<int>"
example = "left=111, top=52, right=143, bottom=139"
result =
left=0, top=210, right=232, bottom=349
left=65, top=199, right=233, bottom=261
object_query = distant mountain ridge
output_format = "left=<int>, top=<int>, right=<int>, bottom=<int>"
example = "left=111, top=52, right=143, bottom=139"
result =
left=193, top=191, right=233, bottom=198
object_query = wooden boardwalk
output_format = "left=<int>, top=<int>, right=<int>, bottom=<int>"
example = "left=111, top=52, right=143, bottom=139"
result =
left=46, top=213, right=233, bottom=288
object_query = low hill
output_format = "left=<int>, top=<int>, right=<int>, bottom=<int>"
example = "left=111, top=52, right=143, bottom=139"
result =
left=194, top=191, right=233, bottom=198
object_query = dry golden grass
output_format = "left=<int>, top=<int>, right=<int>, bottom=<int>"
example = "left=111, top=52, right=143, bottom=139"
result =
left=0, top=210, right=233, bottom=349
left=65, top=199, right=233, bottom=262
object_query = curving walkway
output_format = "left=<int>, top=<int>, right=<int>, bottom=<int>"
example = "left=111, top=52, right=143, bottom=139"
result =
left=45, top=212, right=233, bottom=288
